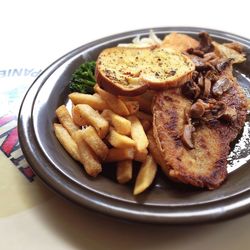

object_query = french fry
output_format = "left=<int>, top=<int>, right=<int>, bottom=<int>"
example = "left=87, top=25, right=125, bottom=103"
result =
left=81, top=126, right=109, bottom=161
left=125, top=101, right=139, bottom=115
left=141, top=119, right=151, bottom=132
left=54, top=123, right=80, bottom=161
left=55, top=86, right=160, bottom=194
left=136, top=111, right=153, bottom=122
left=147, top=129, right=166, bottom=171
left=101, top=109, right=131, bottom=135
left=74, top=130, right=102, bottom=177
left=112, top=113, right=131, bottom=135
left=133, top=155, right=157, bottom=195
left=134, top=148, right=148, bottom=162
left=69, top=92, right=108, bottom=111
left=72, top=105, right=87, bottom=126
left=117, top=160, right=133, bottom=184
left=107, top=128, right=135, bottom=148
left=55, top=105, right=79, bottom=136
left=128, top=115, right=149, bottom=152
left=94, top=85, right=130, bottom=116
left=74, top=104, right=109, bottom=139
left=105, top=148, right=134, bottom=162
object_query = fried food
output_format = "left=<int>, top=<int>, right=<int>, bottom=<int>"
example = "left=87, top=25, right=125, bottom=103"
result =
left=55, top=105, right=79, bottom=136
left=74, top=104, right=109, bottom=139
left=81, top=126, right=109, bottom=161
left=94, top=84, right=130, bottom=116
left=72, top=105, right=87, bottom=126
left=74, top=130, right=102, bottom=177
left=147, top=129, right=166, bottom=172
left=152, top=32, right=247, bottom=189
left=54, top=123, right=80, bottom=162
left=133, top=155, right=157, bottom=195
left=129, top=115, right=149, bottom=152
left=54, top=31, right=248, bottom=195
left=69, top=92, right=109, bottom=111
left=152, top=69, right=247, bottom=189
left=117, top=160, right=133, bottom=184
left=104, top=148, right=135, bottom=162
left=107, top=128, right=135, bottom=148
left=101, top=109, right=131, bottom=135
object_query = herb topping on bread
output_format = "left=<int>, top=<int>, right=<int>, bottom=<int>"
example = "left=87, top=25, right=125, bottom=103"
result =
left=96, top=47, right=195, bottom=96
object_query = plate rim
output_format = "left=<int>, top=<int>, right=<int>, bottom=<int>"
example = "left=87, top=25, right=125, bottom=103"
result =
left=18, top=26, right=250, bottom=224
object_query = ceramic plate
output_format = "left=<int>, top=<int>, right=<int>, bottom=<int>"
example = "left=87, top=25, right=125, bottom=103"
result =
left=18, top=27, right=250, bottom=224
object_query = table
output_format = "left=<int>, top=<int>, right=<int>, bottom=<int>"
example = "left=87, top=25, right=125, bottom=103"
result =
left=1, top=1, right=250, bottom=249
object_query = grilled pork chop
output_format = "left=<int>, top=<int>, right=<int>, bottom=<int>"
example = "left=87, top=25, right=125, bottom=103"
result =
left=153, top=33, right=247, bottom=189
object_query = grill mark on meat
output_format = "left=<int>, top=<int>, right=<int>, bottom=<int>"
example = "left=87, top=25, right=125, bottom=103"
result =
left=164, top=104, right=183, bottom=147
left=155, top=89, right=184, bottom=148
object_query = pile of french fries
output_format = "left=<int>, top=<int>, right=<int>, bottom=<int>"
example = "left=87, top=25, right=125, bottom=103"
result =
left=54, top=84, right=165, bottom=195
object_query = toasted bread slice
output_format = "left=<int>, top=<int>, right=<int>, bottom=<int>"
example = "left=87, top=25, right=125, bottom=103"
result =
left=96, top=47, right=195, bottom=96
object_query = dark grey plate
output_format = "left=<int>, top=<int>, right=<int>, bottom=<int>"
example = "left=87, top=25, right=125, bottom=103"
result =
left=18, top=27, right=250, bottom=224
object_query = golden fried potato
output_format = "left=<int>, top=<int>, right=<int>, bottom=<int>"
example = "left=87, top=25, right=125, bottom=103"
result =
left=54, top=123, right=80, bottom=161
left=133, top=155, right=157, bottom=195
left=117, top=160, right=133, bottom=184
left=81, top=126, right=109, bottom=161
left=102, top=109, right=131, bottom=135
left=74, top=104, right=109, bottom=139
left=128, top=115, right=149, bottom=152
left=69, top=92, right=108, bottom=111
left=107, top=128, right=135, bottom=148
left=105, top=148, right=134, bottom=162
left=74, top=130, right=102, bottom=177
left=72, top=105, right=87, bottom=126
left=55, top=105, right=79, bottom=136
left=111, top=113, right=131, bottom=135
left=94, top=85, right=130, bottom=116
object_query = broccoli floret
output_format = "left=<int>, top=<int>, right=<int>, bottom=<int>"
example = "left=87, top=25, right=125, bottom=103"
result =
left=69, top=61, right=96, bottom=94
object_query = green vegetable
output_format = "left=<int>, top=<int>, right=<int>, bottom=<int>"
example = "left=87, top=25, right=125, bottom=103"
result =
left=69, top=61, right=96, bottom=94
